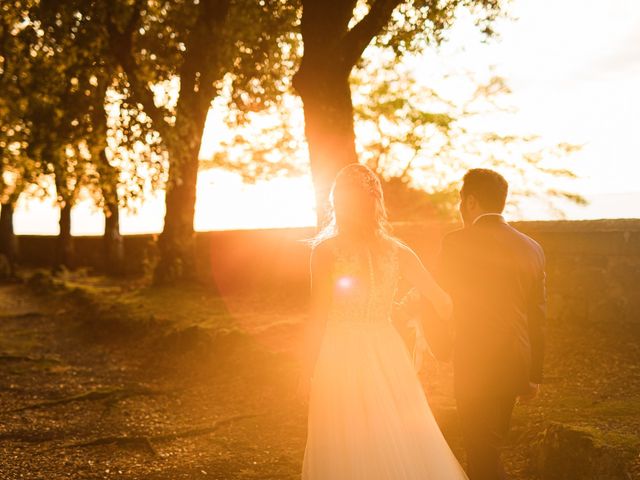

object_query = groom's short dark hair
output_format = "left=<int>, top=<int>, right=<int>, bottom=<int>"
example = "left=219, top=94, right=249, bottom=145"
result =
left=461, top=169, right=508, bottom=212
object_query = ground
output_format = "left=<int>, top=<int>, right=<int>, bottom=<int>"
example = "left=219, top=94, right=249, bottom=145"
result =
left=0, top=270, right=638, bottom=479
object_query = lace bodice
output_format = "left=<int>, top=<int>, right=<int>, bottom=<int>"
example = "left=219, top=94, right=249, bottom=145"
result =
left=326, top=238, right=400, bottom=325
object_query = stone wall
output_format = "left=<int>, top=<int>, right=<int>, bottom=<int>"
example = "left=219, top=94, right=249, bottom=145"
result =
left=512, top=219, right=640, bottom=325
left=16, top=219, right=640, bottom=324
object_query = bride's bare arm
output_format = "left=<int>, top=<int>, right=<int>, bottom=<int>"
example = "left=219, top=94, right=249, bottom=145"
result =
left=300, top=241, right=333, bottom=380
left=396, top=242, right=453, bottom=321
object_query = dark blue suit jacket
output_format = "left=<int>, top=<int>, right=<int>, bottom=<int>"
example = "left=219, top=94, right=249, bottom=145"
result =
left=437, top=214, right=546, bottom=397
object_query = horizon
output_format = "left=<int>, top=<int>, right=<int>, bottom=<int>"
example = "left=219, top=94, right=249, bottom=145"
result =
left=14, top=188, right=640, bottom=237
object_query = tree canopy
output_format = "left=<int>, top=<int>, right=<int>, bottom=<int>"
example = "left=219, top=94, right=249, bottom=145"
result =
left=0, top=0, right=586, bottom=279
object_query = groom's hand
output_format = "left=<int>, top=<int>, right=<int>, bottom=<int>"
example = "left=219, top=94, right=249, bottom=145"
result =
left=517, top=382, right=540, bottom=405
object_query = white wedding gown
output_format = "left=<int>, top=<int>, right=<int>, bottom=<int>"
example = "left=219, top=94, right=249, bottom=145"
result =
left=302, top=240, right=468, bottom=479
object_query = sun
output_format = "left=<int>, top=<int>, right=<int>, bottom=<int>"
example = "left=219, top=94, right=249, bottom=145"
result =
left=193, top=169, right=317, bottom=232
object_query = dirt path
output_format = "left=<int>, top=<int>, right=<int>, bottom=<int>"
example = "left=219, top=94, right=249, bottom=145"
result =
left=0, top=280, right=534, bottom=480
left=2, top=277, right=637, bottom=480
left=0, top=283, right=307, bottom=479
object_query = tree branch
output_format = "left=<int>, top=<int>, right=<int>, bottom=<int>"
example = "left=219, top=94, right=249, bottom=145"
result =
left=55, top=413, right=261, bottom=456
left=105, top=0, right=170, bottom=136
left=7, top=386, right=175, bottom=413
left=0, top=17, right=9, bottom=85
left=340, top=0, right=403, bottom=68
left=176, top=0, right=230, bottom=113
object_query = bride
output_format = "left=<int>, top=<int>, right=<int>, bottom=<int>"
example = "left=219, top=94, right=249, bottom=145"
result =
left=298, top=163, right=468, bottom=479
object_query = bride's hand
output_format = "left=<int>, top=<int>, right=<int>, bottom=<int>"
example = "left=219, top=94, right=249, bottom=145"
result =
left=396, top=243, right=453, bottom=322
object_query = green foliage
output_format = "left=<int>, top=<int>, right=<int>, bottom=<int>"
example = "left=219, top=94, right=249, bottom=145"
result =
left=352, top=51, right=586, bottom=219
left=3, top=0, right=300, bottom=232
left=370, top=0, right=505, bottom=56
left=0, top=1, right=39, bottom=204
left=0, top=0, right=163, bottom=219
left=206, top=45, right=584, bottom=221
left=33, top=1, right=167, bottom=212
left=103, top=0, right=300, bottom=141
left=381, top=176, right=459, bottom=221
left=24, top=1, right=104, bottom=206
left=1, top=0, right=581, bottom=232
left=200, top=93, right=309, bottom=182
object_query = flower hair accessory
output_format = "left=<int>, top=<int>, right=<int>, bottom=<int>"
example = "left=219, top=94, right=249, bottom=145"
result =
left=335, top=163, right=383, bottom=199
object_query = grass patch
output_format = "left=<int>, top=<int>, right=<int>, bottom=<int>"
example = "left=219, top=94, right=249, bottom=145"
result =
left=22, top=269, right=259, bottom=364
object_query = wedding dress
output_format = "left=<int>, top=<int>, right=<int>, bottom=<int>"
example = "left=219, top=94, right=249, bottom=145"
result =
left=302, top=239, right=468, bottom=480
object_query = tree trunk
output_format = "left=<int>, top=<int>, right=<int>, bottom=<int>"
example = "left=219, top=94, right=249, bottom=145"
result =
left=293, top=1, right=359, bottom=226
left=0, top=200, right=18, bottom=278
left=54, top=201, right=74, bottom=271
left=151, top=0, right=231, bottom=285
left=106, top=0, right=232, bottom=284
left=153, top=105, right=209, bottom=285
left=91, top=78, right=125, bottom=276
left=102, top=172, right=124, bottom=276
left=293, top=0, right=404, bottom=225
left=294, top=68, right=358, bottom=226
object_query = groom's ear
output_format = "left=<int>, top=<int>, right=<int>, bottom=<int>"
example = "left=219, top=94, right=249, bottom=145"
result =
left=465, top=193, right=478, bottom=209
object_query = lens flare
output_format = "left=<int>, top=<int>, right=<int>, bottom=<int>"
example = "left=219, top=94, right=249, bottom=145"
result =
left=337, top=276, right=354, bottom=290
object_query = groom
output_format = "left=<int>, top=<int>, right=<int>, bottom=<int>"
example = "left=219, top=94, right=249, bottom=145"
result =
left=436, top=168, right=546, bottom=480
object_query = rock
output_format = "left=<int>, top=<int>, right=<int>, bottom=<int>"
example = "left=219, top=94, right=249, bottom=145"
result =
left=536, top=422, right=632, bottom=480
left=158, top=325, right=214, bottom=356
left=25, top=271, right=61, bottom=294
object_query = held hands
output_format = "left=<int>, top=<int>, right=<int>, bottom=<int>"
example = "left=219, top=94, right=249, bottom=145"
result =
left=392, top=288, right=422, bottom=325
left=517, top=382, right=540, bottom=405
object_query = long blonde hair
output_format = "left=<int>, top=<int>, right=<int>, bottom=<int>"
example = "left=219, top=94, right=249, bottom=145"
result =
left=312, top=163, right=393, bottom=247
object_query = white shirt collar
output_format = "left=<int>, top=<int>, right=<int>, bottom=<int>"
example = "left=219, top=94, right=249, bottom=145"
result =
left=472, top=213, right=505, bottom=225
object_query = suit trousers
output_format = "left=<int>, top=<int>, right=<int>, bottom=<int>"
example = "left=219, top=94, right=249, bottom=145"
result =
left=456, top=393, right=517, bottom=480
